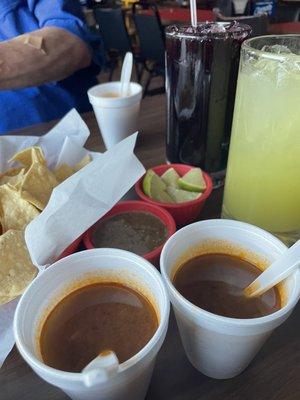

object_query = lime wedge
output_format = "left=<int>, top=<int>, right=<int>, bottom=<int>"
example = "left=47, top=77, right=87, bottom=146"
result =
left=167, top=187, right=202, bottom=203
left=143, top=169, right=165, bottom=196
left=150, top=187, right=174, bottom=203
left=161, top=168, right=180, bottom=187
left=178, top=168, right=206, bottom=192
left=143, top=169, right=174, bottom=203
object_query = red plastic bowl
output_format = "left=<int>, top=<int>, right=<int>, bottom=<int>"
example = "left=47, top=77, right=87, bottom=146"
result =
left=83, top=200, right=176, bottom=267
left=56, top=235, right=82, bottom=261
left=135, top=164, right=213, bottom=226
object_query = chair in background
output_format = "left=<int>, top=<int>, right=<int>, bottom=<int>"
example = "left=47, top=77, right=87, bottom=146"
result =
left=274, top=3, right=300, bottom=23
left=93, top=7, right=143, bottom=80
left=132, top=2, right=166, bottom=96
left=213, top=9, right=269, bottom=36
left=214, top=0, right=234, bottom=16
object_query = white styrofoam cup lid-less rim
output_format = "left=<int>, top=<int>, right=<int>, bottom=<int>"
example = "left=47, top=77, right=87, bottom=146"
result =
left=88, top=82, right=143, bottom=109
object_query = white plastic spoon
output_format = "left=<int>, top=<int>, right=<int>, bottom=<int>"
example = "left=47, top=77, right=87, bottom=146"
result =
left=81, top=350, right=119, bottom=387
left=120, top=52, right=133, bottom=98
left=244, top=240, right=300, bottom=298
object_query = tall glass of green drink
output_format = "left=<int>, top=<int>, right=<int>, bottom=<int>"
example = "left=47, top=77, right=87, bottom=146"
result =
left=222, top=35, right=300, bottom=245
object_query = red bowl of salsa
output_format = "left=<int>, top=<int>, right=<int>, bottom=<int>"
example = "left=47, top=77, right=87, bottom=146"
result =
left=135, top=164, right=213, bottom=226
left=83, top=201, right=176, bottom=267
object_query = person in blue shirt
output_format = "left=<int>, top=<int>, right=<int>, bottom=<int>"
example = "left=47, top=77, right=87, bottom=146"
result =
left=0, top=0, right=101, bottom=134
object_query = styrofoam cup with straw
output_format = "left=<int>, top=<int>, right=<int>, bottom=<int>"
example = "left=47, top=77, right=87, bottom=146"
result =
left=14, top=249, right=170, bottom=400
left=160, top=219, right=300, bottom=379
left=88, top=52, right=142, bottom=150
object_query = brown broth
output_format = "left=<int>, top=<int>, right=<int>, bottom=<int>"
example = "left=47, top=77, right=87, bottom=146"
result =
left=40, top=282, right=158, bottom=372
left=100, top=92, right=120, bottom=98
left=173, top=253, right=281, bottom=319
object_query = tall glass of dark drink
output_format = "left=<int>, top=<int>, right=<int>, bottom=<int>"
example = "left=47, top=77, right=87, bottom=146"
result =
left=165, top=22, right=251, bottom=186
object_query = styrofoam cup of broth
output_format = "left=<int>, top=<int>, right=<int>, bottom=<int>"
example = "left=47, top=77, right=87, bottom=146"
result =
left=160, top=219, right=300, bottom=379
left=88, top=82, right=142, bottom=150
left=14, top=249, right=169, bottom=400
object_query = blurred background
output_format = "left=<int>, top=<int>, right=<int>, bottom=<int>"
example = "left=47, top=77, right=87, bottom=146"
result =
left=78, top=0, right=300, bottom=95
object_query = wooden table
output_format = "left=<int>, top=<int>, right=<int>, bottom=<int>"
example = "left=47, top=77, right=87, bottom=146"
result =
left=0, top=94, right=299, bottom=400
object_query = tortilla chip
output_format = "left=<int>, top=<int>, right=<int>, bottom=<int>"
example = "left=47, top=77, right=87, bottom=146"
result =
left=0, top=168, right=25, bottom=188
left=0, top=294, right=10, bottom=305
left=0, top=175, right=14, bottom=186
left=54, top=163, right=74, bottom=182
left=74, top=154, right=91, bottom=171
left=9, top=146, right=46, bottom=167
left=0, top=184, right=40, bottom=232
left=12, top=170, right=26, bottom=191
left=0, top=230, right=37, bottom=305
left=0, top=167, right=24, bottom=178
left=19, top=162, right=58, bottom=210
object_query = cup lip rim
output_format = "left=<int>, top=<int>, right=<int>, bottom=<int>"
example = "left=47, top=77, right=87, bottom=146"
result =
left=242, top=34, right=300, bottom=61
left=165, top=22, right=252, bottom=39
left=160, top=219, right=300, bottom=326
left=88, top=81, right=143, bottom=102
left=14, top=248, right=170, bottom=382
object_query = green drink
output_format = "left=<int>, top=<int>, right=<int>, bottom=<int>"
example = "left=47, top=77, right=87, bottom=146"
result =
left=222, top=35, right=300, bottom=245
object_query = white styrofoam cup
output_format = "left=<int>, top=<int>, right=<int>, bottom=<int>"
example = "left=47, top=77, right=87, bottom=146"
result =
left=88, top=82, right=142, bottom=149
left=14, top=249, right=169, bottom=400
left=160, top=219, right=300, bottom=379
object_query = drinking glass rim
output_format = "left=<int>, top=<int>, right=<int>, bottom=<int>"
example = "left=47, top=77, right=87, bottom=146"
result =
left=165, top=22, right=252, bottom=40
left=242, top=34, right=300, bottom=62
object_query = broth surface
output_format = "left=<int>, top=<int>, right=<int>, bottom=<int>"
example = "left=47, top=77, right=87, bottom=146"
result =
left=100, top=92, right=119, bottom=98
left=40, top=282, right=158, bottom=372
left=92, top=211, right=168, bottom=255
left=173, top=253, right=281, bottom=318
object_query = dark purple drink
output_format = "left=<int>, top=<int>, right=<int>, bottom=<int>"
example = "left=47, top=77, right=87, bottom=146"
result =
left=166, top=22, right=251, bottom=185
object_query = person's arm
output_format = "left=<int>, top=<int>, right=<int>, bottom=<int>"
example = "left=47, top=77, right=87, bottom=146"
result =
left=0, top=27, right=92, bottom=90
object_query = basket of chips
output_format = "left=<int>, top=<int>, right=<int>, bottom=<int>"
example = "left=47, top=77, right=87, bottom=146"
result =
left=0, top=146, right=91, bottom=306
left=0, top=109, right=145, bottom=367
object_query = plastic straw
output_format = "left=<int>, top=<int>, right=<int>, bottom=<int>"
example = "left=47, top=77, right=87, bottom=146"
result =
left=190, top=0, right=197, bottom=28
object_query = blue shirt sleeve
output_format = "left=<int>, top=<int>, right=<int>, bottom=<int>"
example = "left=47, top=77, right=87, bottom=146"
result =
left=27, top=0, right=104, bottom=67
left=27, top=0, right=96, bottom=46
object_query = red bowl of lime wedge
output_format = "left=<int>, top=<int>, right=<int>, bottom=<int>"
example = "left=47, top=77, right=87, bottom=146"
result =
left=135, top=164, right=213, bottom=226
